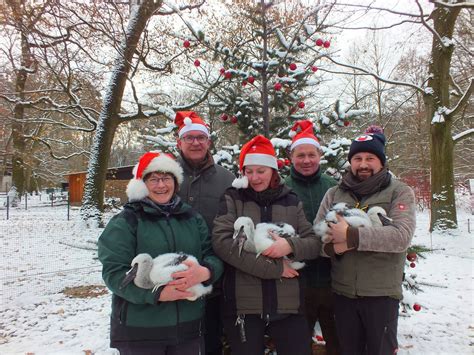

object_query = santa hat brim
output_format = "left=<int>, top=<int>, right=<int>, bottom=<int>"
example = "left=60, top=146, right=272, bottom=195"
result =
left=290, top=137, right=321, bottom=151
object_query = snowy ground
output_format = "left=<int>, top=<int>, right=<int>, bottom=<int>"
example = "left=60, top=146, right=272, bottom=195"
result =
left=0, top=195, right=473, bottom=354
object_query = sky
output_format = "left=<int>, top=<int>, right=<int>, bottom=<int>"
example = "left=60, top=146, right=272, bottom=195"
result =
left=0, top=192, right=473, bottom=354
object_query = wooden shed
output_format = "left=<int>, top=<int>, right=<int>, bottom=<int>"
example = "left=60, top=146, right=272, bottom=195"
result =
left=65, top=166, right=134, bottom=205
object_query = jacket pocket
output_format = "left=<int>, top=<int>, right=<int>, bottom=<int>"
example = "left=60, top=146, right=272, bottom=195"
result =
left=114, top=296, right=129, bottom=325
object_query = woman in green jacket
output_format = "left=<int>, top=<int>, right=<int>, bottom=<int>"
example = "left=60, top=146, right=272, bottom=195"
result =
left=98, top=152, right=223, bottom=355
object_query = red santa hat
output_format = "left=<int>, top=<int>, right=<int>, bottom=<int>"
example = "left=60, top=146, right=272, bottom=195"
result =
left=126, top=152, right=184, bottom=202
left=232, top=135, right=278, bottom=189
left=174, top=111, right=210, bottom=138
left=289, top=120, right=321, bottom=151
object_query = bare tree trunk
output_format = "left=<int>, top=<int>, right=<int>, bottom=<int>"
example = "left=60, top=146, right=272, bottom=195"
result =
left=425, top=5, right=461, bottom=231
left=80, top=0, right=162, bottom=227
left=9, top=0, right=34, bottom=196
left=260, top=0, right=270, bottom=138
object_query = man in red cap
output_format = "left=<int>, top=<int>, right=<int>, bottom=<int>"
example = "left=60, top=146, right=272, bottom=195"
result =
left=174, top=111, right=235, bottom=355
left=285, top=120, right=340, bottom=355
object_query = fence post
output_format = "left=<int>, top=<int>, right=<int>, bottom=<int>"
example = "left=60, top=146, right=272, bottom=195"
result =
left=6, top=195, right=9, bottom=220
left=67, top=193, right=70, bottom=221
left=25, top=192, right=28, bottom=210
left=468, top=219, right=470, bottom=234
left=51, top=193, right=54, bottom=207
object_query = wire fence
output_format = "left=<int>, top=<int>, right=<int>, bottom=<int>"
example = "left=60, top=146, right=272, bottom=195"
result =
left=0, top=191, right=72, bottom=220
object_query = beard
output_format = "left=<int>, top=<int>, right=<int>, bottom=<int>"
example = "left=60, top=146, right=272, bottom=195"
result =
left=355, top=169, right=374, bottom=180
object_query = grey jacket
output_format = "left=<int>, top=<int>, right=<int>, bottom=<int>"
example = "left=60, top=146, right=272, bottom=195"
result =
left=213, top=186, right=321, bottom=317
left=177, top=155, right=235, bottom=231
left=314, top=178, right=416, bottom=299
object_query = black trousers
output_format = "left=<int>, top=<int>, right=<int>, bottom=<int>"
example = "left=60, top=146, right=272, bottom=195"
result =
left=333, top=294, right=399, bottom=355
left=115, top=336, right=204, bottom=355
left=305, top=287, right=341, bottom=355
left=223, top=314, right=311, bottom=355
left=204, top=295, right=223, bottom=355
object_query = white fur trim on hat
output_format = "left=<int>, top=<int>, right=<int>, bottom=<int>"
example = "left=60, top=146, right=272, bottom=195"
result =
left=126, top=155, right=184, bottom=202
left=243, top=153, right=278, bottom=170
left=178, top=123, right=210, bottom=138
left=289, top=130, right=297, bottom=138
left=290, top=137, right=321, bottom=151
left=232, top=176, right=249, bottom=189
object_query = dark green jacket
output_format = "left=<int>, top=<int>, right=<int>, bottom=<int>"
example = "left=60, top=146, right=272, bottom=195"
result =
left=285, top=167, right=337, bottom=288
left=98, top=198, right=223, bottom=347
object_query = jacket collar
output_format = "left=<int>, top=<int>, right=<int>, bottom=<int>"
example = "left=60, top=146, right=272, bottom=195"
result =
left=290, top=165, right=322, bottom=183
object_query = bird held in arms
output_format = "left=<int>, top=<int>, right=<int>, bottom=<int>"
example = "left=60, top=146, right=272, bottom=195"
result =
left=120, top=252, right=213, bottom=301
left=232, top=216, right=305, bottom=270
left=313, top=202, right=393, bottom=243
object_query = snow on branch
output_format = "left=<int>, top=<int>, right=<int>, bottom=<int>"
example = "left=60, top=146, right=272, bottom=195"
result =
left=430, top=1, right=474, bottom=8
left=446, top=77, right=474, bottom=118
left=453, top=128, right=474, bottom=143
left=323, top=56, right=424, bottom=92
left=415, top=0, right=446, bottom=47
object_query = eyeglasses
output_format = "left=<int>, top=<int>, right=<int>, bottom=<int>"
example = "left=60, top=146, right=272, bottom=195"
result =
left=146, top=176, right=174, bottom=185
left=181, top=135, right=209, bottom=144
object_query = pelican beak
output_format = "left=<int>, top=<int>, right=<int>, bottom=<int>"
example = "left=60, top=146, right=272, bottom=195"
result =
left=120, top=263, right=138, bottom=289
left=232, top=226, right=246, bottom=256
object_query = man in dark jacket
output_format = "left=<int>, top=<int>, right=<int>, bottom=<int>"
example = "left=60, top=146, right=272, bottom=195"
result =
left=174, top=111, right=235, bottom=355
left=284, top=120, right=340, bottom=355
left=315, top=126, right=416, bottom=355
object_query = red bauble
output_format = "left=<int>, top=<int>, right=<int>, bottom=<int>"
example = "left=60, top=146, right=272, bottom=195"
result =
left=289, top=63, right=297, bottom=71
left=220, top=114, right=228, bottom=121
left=230, top=116, right=238, bottom=124
left=311, top=66, right=318, bottom=72
left=344, top=121, right=350, bottom=127
left=323, top=40, right=331, bottom=48
left=315, top=335, right=324, bottom=342
left=413, top=304, right=421, bottom=312
left=183, top=40, right=190, bottom=48
left=248, top=76, right=255, bottom=84
left=407, top=252, right=417, bottom=262
left=316, top=38, right=324, bottom=46
left=274, top=82, right=282, bottom=91
left=225, top=71, right=232, bottom=79
left=219, top=68, right=226, bottom=75
left=277, top=160, right=284, bottom=169
left=410, top=262, right=416, bottom=268
left=298, top=101, right=305, bottom=109
left=284, top=158, right=290, bottom=166
left=194, top=59, right=201, bottom=67
left=242, top=80, right=248, bottom=86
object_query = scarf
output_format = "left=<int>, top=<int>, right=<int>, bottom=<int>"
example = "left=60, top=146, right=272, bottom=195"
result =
left=340, top=166, right=391, bottom=199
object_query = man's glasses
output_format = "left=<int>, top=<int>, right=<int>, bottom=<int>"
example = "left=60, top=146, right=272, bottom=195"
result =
left=146, top=176, right=174, bottom=185
left=181, top=135, right=209, bottom=144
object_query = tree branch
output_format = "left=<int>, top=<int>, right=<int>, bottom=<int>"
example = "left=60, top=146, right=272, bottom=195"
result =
left=447, top=77, right=473, bottom=117
left=453, top=128, right=474, bottom=143
left=415, top=0, right=446, bottom=46
left=430, top=1, right=474, bottom=9
left=322, top=55, right=424, bottom=92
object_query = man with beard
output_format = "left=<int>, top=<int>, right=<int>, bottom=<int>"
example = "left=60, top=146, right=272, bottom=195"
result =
left=314, top=126, right=416, bottom=355
left=174, top=111, right=235, bottom=355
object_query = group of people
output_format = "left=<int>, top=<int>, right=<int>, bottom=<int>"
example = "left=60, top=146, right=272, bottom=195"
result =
left=98, top=111, right=416, bottom=355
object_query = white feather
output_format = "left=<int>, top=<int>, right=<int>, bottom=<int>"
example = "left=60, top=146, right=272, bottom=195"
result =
left=233, top=217, right=305, bottom=270
left=127, top=253, right=212, bottom=301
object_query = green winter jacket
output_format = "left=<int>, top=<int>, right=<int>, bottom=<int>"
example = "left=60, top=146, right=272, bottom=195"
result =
left=98, top=198, right=223, bottom=347
left=285, top=167, right=337, bottom=288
